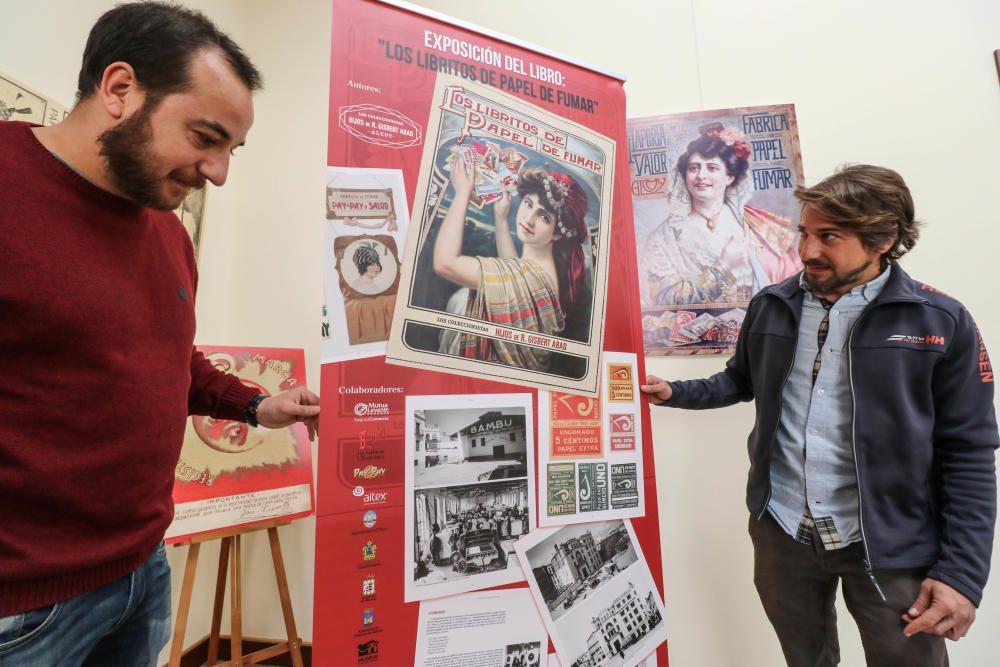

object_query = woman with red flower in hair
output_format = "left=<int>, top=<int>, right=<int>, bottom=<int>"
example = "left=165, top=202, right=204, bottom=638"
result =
left=434, top=154, right=590, bottom=373
left=641, top=122, right=801, bottom=307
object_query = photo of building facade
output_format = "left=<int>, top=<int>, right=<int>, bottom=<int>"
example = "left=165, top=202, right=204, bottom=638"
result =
left=413, top=406, right=529, bottom=488
left=550, top=531, right=603, bottom=589
left=573, top=582, right=663, bottom=666
left=525, top=521, right=638, bottom=622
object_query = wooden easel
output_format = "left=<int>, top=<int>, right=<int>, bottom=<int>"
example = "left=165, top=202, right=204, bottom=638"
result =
left=168, top=520, right=305, bottom=667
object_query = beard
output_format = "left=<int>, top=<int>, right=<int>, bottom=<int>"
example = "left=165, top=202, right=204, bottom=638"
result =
left=802, top=258, right=873, bottom=296
left=97, top=100, right=202, bottom=210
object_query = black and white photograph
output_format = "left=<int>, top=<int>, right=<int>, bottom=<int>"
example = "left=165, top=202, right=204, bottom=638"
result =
left=505, top=641, right=542, bottom=667
left=413, top=405, right=529, bottom=488
left=524, top=521, right=638, bottom=621
left=413, top=480, right=530, bottom=586
left=515, top=520, right=667, bottom=667
left=406, top=393, right=536, bottom=601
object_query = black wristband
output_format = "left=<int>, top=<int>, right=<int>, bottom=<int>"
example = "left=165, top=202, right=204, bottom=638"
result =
left=244, top=393, right=268, bottom=428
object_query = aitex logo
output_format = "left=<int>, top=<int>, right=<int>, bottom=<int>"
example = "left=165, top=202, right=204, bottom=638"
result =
left=352, top=485, right=365, bottom=497
left=354, top=465, right=387, bottom=480
left=363, top=490, right=388, bottom=506
left=886, top=334, right=946, bottom=346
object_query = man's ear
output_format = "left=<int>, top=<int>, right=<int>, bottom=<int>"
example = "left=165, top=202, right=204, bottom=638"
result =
left=875, top=233, right=897, bottom=259
left=97, top=61, right=143, bottom=120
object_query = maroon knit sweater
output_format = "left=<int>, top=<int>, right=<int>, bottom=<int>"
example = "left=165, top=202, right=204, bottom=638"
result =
left=0, top=121, right=259, bottom=615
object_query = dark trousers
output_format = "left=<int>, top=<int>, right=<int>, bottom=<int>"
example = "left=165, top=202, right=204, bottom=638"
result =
left=750, top=513, right=947, bottom=667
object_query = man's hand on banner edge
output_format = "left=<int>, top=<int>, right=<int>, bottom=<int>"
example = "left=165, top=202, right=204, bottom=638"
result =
left=640, top=374, right=673, bottom=405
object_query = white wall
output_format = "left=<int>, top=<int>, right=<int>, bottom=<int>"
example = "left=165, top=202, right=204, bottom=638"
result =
left=2, top=1, right=998, bottom=665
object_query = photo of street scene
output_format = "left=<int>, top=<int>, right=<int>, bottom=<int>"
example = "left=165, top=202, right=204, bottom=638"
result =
left=406, top=393, right=536, bottom=601
left=524, top=520, right=638, bottom=621
left=413, top=406, right=528, bottom=487
left=560, top=573, right=663, bottom=667
left=413, top=479, right=530, bottom=587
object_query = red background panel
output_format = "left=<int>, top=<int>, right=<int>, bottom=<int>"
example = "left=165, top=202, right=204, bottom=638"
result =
left=316, top=1, right=666, bottom=664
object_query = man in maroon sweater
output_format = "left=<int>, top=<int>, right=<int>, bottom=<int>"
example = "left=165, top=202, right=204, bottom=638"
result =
left=0, top=4, right=319, bottom=665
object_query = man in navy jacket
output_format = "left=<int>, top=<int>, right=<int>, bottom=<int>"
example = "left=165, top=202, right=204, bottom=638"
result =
left=642, top=164, right=998, bottom=667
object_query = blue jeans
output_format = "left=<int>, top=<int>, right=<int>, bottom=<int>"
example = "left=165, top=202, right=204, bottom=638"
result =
left=0, top=542, right=171, bottom=667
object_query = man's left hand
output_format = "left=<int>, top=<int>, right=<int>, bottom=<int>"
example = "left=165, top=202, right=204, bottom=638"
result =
left=256, top=386, right=321, bottom=441
left=902, top=577, right=976, bottom=641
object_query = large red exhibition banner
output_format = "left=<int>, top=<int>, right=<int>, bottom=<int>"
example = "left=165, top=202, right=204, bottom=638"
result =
left=315, top=1, right=667, bottom=665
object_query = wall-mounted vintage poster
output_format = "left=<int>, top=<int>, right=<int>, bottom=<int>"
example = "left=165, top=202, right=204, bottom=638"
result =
left=538, top=351, right=644, bottom=526
left=629, top=104, right=805, bottom=355
left=322, top=166, right=410, bottom=363
left=175, top=185, right=208, bottom=264
left=404, top=393, right=535, bottom=601
left=0, top=70, right=68, bottom=125
left=386, top=74, right=615, bottom=397
left=166, top=346, right=314, bottom=543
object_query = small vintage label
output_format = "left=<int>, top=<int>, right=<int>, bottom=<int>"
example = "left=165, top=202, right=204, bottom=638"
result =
left=610, top=463, right=638, bottom=509
left=547, top=462, right=577, bottom=516
left=550, top=392, right=602, bottom=458
left=607, top=363, right=635, bottom=403
left=578, top=462, right=609, bottom=513
left=609, top=413, right=636, bottom=451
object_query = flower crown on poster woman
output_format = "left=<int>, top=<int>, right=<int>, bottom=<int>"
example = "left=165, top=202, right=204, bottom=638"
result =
left=642, top=122, right=801, bottom=307
left=433, top=154, right=590, bottom=372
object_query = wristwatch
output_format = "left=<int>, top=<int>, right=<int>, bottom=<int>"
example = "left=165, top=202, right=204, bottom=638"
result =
left=244, top=393, right=268, bottom=428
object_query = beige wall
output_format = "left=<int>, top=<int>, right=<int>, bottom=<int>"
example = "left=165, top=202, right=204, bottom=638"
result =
left=2, top=1, right=998, bottom=665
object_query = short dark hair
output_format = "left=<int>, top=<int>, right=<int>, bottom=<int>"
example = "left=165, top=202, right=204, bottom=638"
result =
left=77, top=1, right=262, bottom=102
left=794, top=164, right=920, bottom=263
left=676, top=134, right=749, bottom=186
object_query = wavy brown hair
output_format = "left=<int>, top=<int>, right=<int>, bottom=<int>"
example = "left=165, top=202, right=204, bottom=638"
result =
left=794, top=164, right=920, bottom=264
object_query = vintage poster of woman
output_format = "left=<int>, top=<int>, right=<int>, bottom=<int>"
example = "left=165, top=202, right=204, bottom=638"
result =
left=628, top=104, right=805, bottom=355
left=387, top=73, right=615, bottom=397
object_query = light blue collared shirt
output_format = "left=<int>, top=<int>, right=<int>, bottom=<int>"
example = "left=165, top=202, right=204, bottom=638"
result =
left=767, top=266, right=892, bottom=549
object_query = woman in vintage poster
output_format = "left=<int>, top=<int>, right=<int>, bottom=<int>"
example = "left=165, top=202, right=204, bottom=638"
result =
left=643, top=122, right=801, bottom=306
left=433, top=154, right=590, bottom=372
left=336, top=236, right=400, bottom=345
left=350, top=242, right=386, bottom=295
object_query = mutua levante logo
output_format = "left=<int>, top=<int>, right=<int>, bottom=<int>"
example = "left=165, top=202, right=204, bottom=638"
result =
left=354, top=401, right=390, bottom=418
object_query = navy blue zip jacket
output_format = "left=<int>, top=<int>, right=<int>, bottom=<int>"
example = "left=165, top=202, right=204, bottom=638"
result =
left=664, top=266, right=998, bottom=606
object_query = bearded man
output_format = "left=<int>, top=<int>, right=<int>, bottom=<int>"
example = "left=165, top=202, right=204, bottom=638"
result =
left=0, top=4, right=318, bottom=665
left=642, top=164, right=998, bottom=667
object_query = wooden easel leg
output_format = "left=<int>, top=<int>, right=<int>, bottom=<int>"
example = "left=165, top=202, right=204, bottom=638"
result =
left=207, top=536, right=232, bottom=665
left=230, top=533, right=243, bottom=667
left=268, top=526, right=305, bottom=667
left=168, top=543, right=201, bottom=667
